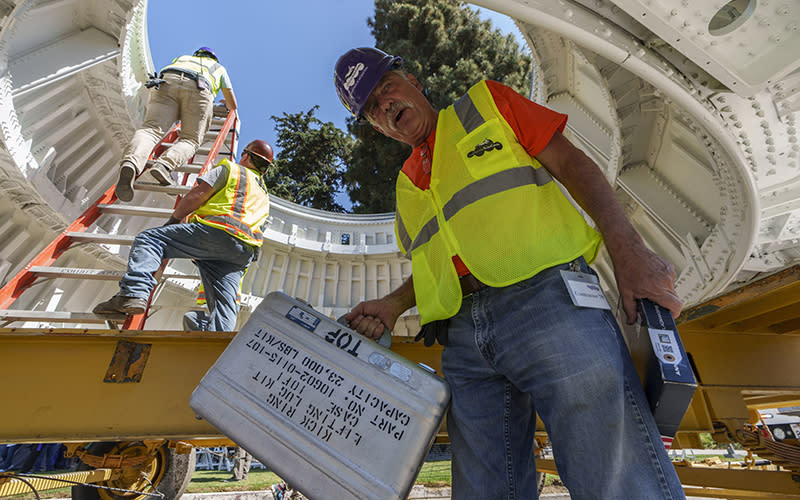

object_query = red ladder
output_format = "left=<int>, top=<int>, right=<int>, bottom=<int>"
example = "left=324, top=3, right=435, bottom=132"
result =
left=0, top=107, right=239, bottom=329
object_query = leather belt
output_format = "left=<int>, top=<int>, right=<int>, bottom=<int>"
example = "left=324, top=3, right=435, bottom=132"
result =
left=161, top=69, right=199, bottom=80
left=460, top=274, right=487, bottom=296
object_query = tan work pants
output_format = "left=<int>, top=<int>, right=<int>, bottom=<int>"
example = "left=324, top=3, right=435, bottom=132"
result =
left=121, top=73, right=214, bottom=172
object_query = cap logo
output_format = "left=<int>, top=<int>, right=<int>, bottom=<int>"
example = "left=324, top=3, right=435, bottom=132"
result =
left=343, top=62, right=366, bottom=92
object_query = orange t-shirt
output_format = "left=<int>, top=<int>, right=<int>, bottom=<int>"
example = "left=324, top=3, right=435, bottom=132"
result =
left=400, top=80, right=568, bottom=276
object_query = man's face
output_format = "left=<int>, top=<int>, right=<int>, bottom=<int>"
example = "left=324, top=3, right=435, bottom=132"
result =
left=363, top=71, right=436, bottom=147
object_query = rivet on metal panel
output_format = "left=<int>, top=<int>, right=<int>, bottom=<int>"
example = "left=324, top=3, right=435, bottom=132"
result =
left=103, top=340, right=152, bottom=383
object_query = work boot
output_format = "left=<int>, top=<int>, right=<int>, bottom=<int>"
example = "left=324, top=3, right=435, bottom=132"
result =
left=114, top=161, right=138, bottom=202
left=148, top=161, right=174, bottom=186
left=93, top=294, right=147, bottom=315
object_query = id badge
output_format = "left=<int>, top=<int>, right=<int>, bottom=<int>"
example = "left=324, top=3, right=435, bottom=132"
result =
left=560, top=270, right=611, bottom=310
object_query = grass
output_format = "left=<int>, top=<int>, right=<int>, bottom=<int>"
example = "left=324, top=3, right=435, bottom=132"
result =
left=185, top=469, right=284, bottom=493
left=190, top=460, right=456, bottom=492
left=4, top=460, right=456, bottom=499
left=2, top=455, right=711, bottom=499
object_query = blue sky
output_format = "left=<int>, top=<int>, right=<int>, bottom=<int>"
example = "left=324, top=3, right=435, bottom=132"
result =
left=147, top=1, right=521, bottom=156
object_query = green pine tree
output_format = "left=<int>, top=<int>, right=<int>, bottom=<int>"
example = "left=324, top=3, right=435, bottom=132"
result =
left=266, top=105, right=353, bottom=212
left=344, top=0, right=532, bottom=213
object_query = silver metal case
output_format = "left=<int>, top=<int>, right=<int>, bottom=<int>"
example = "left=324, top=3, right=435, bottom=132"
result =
left=190, top=292, right=450, bottom=500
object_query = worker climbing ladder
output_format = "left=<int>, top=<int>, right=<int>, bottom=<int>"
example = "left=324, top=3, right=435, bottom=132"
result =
left=0, top=106, right=239, bottom=330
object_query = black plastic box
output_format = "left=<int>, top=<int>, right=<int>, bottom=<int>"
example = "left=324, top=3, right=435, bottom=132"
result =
left=622, top=299, right=697, bottom=444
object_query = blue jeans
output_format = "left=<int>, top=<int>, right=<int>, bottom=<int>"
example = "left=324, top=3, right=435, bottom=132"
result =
left=119, top=222, right=254, bottom=331
left=442, top=258, right=685, bottom=500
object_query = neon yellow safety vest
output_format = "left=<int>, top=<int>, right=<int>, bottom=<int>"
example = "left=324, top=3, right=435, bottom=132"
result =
left=161, top=55, right=229, bottom=94
left=395, top=80, right=602, bottom=324
left=191, top=159, right=270, bottom=247
left=195, top=271, right=245, bottom=306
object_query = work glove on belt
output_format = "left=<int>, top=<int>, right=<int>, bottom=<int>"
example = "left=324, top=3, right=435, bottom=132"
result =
left=145, top=72, right=167, bottom=89
left=414, top=318, right=449, bottom=347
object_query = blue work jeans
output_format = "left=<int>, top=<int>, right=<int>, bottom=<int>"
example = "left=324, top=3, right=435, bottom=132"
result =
left=442, top=257, right=685, bottom=500
left=119, top=222, right=254, bottom=332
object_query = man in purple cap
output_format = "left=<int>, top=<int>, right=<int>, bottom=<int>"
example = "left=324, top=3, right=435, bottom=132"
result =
left=335, top=47, right=685, bottom=499
left=114, top=47, right=238, bottom=202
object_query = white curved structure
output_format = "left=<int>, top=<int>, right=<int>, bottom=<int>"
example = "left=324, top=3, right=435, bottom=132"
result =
left=0, top=0, right=797, bottom=337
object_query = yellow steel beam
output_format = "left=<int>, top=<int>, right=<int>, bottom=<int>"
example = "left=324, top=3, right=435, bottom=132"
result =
left=536, top=459, right=800, bottom=498
left=0, top=328, right=232, bottom=442
left=675, top=466, right=800, bottom=496
left=535, top=458, right=559, bottom=475
left=179, top=438, right=237, bottom=449
left=678, top=265, right=800, bottom=333
left=680, top=331, right=800, bottom=388
left=0, top=329, right=443, bottom=444
left=674, top=325, right=800, bottom=431
left=390, top=337, right=444, bottom=374
left=0, top=469, right=115, bottom=497
left=682, top=487, right=800, bottom=500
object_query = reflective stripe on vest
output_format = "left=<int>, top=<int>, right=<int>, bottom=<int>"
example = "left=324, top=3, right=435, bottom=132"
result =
left=399, top=165, right=556, bottom=254
left=396, top=215, right=412, bottom=256
left=453, top=93, right=484, bottom=133
left=394, top=80, right=602, bottom=324
left=202, top=214, right=264, bottom=241
left=191, top=159, right=270, bottom=246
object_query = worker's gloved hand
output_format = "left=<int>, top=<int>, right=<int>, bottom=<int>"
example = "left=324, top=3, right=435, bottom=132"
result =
left=145, top=72, right=166, bottom=89
left=414, top=318, right=449, bottom=347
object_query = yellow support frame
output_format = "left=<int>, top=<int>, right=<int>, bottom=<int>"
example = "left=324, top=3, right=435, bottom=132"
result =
left=0, top=329, right=445, bottom=443
left=0, top=328, right=230, bottom=442
left=0, top=469, right=116, bottom=497
left=675, top=265, right=800, bottom=442
left=3, top=264, right=800, bottom=498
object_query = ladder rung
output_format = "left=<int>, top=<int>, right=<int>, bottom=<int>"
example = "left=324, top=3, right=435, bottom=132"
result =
left=133, top=182, right=192, bottom=195
left=174, top=165, right=202, bottom=174
left=164, top=272, right=201, bottom=280
left=67, top=232, right=135, bottom=245
left=31, top=266, right=124, bottom=280
left=98, top=204, right=173, bottom=217
left=158, top=141, right=224, bottom=148
left=143, top=160, right=202, bottom=174
left=0, top=310, right=126, bottom=323
left=196, top=147, right=232, bottom=157
left=30, top=266, right=201, bottom=280
left=202, top=134, right=229, bottom=144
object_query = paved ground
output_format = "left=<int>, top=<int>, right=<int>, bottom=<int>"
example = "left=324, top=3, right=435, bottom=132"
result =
left=180, top=490, right=716, bottom=500
left=180, top=491, right=572, bottom=500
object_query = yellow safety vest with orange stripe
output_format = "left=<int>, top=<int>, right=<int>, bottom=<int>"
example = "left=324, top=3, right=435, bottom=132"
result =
left=191, top=159, right=270, bottom=247
left=395, top=80, right=602, bottom=324
left=161, top=55, right=229, bottom=94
